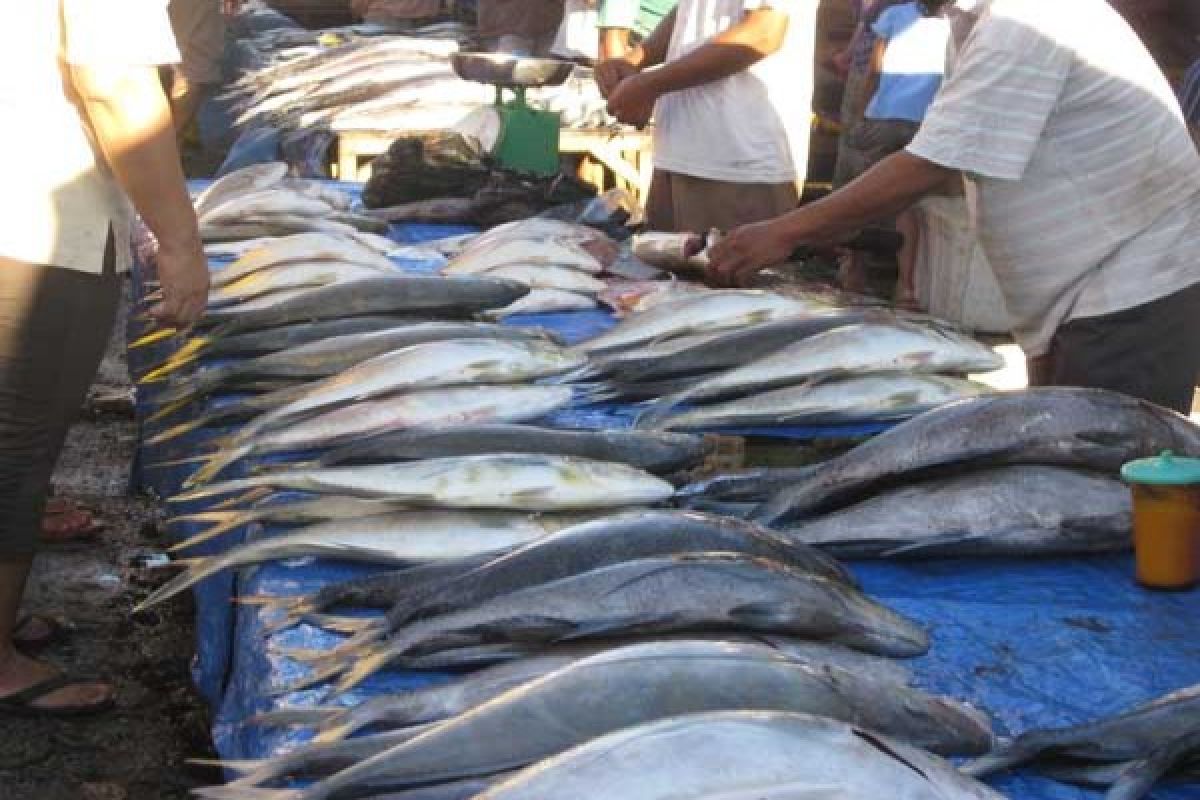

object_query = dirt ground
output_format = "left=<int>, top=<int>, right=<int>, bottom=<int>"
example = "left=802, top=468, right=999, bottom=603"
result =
left=0, top=282, right=215, bottom=800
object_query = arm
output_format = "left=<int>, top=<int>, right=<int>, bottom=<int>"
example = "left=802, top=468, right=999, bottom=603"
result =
left=707, top=150, right=954, bottom=285
left=596, top=8, right=677, bottom=96
left=597, top=0, right=639, bottom=60
left=70, top=65, right=209, bottom=326
left=600, top=27, right=634, bottom=60
left=607, top=7, right=787, bottom=125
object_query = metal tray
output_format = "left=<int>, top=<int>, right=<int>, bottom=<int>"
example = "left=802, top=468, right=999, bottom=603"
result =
left=451, top=52, right=574, bottom=88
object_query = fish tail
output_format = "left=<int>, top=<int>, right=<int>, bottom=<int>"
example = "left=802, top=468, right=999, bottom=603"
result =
left=169, top=473, right=271, bottom=504
left=129, top=327, right=180, bottom=349
left=246, top=707, right=340, bottom=728
left=145, top=454, right=215, bottom=471
left=181, top=444, right=257, bottom=490
left=211, top=487, right=275, bottom=511
left=330, top=640, right=402, bottom=698
left=143, top=415, right=215, bottom=446
left=186, top=757, right=266, bottom=774
left=133, top=555, right=230, bottom=612
left=144, top=395, right=199, bottom=425
left=168, top=511, right=263, bottom=553
left=269, top=659, right=350, bottom=696
left=311, top=721, right=357, bottom=744
left=153, top=364, right=237, bottom=407
left=303, top=613, right=379, bottom=635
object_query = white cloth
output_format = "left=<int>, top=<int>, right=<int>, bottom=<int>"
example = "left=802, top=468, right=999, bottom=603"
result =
left=551, top=0, right=601, bottom=62
left=652, top=0, right=817, bottom=184
left=0, top=1, right=180, bottom=274
left=908, top=0, right=1200, bottom=357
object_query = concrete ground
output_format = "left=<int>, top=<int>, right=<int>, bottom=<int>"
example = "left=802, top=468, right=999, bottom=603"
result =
left=0, top=281, right=213, bottom=800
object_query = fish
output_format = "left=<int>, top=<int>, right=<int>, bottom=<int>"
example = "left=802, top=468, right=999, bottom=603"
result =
left=202, top=642, right=984, bottom=800
left=757, top=387, right=1200, bottom=525
left=443, top=240, right=604, bottom=276
left=212, top=234, right=398, bottom=286
left=477, top=265, right=607, bottom=295
left=169, top=495, right=409, bottom=552
left=964, top=684, right=1200, bottom=777
left=293, top=509, right=855, bottom=662
left=199, top=189, right=335, bottom=227
left=268, top=635, right=915, bottom=743
left=137, top=316, right=422, bottom=382
left=646, top=374, right=990, bottom=431
left=1106, top=729, right=1200, bottom=800
left=575, top=290, right=820, bottom=355
left=473, top=711, right=1005, bottom=800
left=642, top=322, right=1003, bottom=418
left=481, top=289, right=598, bottom=319
left=192, top=276, right=527, bottom=333
left=182, top=339, right=585, bottom=485
left=172, top=454, right=677, bottom=510
left=135, top=510, right=586, bottom=611
left=317, top=424, right=710, bottom=474
left=193, top=162, right=289, bottom=218
left=677, top=467, right=822, bottom=505
left=459, top=218, right=618, bottom=266
left=190, top=386, right=577, bottom=483
left=207, top=262, right=394, bottom=308
left=149, top=322, right=560, bottom=404
left=584, top=311, right=872, bottom=382
left=780, top=465, right=1132, bottom=559
left=324, top=553, right=929, bottom=695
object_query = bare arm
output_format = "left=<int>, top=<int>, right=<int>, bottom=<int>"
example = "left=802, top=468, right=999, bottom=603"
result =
left=708, top=150, right=955, bottom=285
left=596, top=8, right=677, bottom=95
left=69, top=64, right=208, bottom=326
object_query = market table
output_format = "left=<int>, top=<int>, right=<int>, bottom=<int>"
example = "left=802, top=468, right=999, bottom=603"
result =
left=128, top=204, right=1199, bottom=800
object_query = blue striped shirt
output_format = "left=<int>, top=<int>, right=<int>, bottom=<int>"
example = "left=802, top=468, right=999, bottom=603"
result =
left=1181, top=60, right=1200, bottom=125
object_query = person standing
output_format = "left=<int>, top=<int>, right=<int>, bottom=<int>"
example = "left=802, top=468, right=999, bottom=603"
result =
left=599, top=0, right=819, bottom=233
left=166, top=0, right=241, bottom=133
left=0, top=0, right=208, bottom=715
left=709, top=0, right=1200, bottom=413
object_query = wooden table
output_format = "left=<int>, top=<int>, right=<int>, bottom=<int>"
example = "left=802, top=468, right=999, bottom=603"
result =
left=332, top=127, right=655, bottom=202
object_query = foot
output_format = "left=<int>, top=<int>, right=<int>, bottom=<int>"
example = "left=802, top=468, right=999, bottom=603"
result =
left=41, top=505, right=101, bottom=543
left=0, top=648, right=113, bottom=714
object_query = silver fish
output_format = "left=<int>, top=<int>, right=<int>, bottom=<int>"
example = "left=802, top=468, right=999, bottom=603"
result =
left=757, top=387, right=1200, bottom=525
left=193, top=163, right=289, bottom=218
left=475, top=711, right=1004, bottom=800
left=481, top=289, right=597, bottom=319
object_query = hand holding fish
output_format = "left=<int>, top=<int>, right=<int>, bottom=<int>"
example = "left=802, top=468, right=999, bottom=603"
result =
left=152, top=237, right=210, bottom=328
left=606, top=73, right=659, bottom=128
left=707, top=219, right=797, bottom=287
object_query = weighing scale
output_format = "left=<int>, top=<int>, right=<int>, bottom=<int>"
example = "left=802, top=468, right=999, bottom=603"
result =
left=451, top=52, right=575, bottom=176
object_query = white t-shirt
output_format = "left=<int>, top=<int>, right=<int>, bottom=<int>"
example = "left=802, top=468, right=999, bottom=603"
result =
left=0, top=1, right=181, bottom=274
left=908, top=0, right=1200, bottom=356
left=653, top=0, right=817, bottom=185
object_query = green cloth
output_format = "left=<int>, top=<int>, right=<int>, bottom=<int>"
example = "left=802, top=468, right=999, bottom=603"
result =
left=598, top=0, right=675, bottom=37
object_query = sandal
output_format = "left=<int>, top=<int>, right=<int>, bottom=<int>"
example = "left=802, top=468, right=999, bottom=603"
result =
left=13, top=614, right=65, bottom=652
left=0, top=673, right=115, bottom=718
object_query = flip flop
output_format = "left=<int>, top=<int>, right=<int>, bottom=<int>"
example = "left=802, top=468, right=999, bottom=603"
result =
left=13, top=614, right=65, bottom=652
left=0, top=674, right=115, bottom=718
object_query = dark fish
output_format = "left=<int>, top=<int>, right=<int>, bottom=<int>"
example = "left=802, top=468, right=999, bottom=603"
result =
left=780, top=466, right=1132, bottom=559
left=965, top=684, right=1200, bottom=777
left=318, top=425, right=710, bottom=474
left=757, top=388, right=1200, bottom=525
left=1105, top=729, right=1200, bottom=800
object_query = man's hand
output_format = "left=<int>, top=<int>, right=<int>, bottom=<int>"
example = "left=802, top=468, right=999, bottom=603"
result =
left=596, top=56, right=640, bottom=97
left=222, top=0, right=244, bottom=16
left=152, top=238, right=209, bottom=328
left=706, top=218, right=797, bottom=287
left=606, top=72, right=659, bottom=128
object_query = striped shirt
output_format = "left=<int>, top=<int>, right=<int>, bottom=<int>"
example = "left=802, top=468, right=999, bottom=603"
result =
left=908, top=0, right=1200, bottom=357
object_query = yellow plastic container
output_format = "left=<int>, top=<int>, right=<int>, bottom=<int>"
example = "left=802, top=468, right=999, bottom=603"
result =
left=1121, top=452, right=1200, bottom=591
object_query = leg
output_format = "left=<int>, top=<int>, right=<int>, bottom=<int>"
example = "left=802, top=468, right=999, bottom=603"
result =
left=670, top=174, right=799, bottom=233
left=0, top=248, right=120, bottom=711
left=1043, top=282, right=1200, bottom=413
left=166, top=0, right=226, bottom=133
left=644, top=169, right=677, bottom=232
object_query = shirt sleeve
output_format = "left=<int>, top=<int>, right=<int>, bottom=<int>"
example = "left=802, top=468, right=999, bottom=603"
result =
left=871, top=6, right=899, bottom=39
left=907, top=17, right=1070, bottom=181
left=62, top=0, right=182, bottom=67
left=598, top=0, right=641, bottom=29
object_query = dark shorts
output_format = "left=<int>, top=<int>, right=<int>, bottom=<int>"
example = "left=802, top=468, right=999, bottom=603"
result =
left=0, top=239, right=121, bottom=559
left=1030, top=281, right=1200, bottom=414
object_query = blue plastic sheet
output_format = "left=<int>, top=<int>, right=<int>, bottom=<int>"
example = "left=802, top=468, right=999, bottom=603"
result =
left=128, top=210, right=1200, bottom=799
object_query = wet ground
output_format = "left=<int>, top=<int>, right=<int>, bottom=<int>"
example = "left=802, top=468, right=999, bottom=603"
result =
left=0, top=282, right=214, bottom=800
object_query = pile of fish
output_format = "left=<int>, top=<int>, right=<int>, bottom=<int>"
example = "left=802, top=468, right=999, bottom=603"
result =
left=194, top=163, right=390, bottom=242
left=966, top=683, right=1200, bottom=799
left=569, top=288, right=1001, bottom=429
left=440, top=218, right=623, bottom=317
left=711, top=387, right=1200, bottom=558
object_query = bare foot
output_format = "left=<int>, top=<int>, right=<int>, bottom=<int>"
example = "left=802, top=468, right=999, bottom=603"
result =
left=0, top=648, right=113, bottom=711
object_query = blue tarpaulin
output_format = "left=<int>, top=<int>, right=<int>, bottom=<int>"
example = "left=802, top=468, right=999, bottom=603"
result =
left=129, top=201, right=1199, bottom=799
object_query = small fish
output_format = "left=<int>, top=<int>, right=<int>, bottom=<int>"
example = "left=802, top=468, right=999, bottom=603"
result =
left=482, top=289, right=598, bottom=319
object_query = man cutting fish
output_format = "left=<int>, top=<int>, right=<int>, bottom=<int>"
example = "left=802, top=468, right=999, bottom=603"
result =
left=708, top=0, right=1200, bottom=413
left=597, top=0, right=819, bottom=232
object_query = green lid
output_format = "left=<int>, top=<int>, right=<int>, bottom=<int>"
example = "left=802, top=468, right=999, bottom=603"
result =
left=1121, top=451, right=1200, bottom=485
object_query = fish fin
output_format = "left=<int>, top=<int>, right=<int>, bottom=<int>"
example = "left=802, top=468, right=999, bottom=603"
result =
left=145, top=454, right=216, bottom=471
left=269, top=660, right=349, bottom=696
left=142, top=336, right=212, bottom=377
left=246, top=707, right=340, bottom=728
left=145, top=395, right=199, bottom=425
left=960, top=736, right=1041, bottom=778
left=129, top=327, right=180, bottom=349
left=303, top=614, right=378, bottom=635
left=181, top=444, right=257, bottom=490
left=632, top=391, right=691, bottom=430
left=169, top=474, right=270, bottom=504
left=186, top=757, right=266, bottom=774
left=133, top=557, right=227, bottom=612
left=328, top=643, right=397, bottom=697
left=143, top=416, right=213, bottom=446
left=153, top=365, right=236, bottom=407
left=271, top=646, right=333, bottom=665
left=168, top=512, right=257, bottom=553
